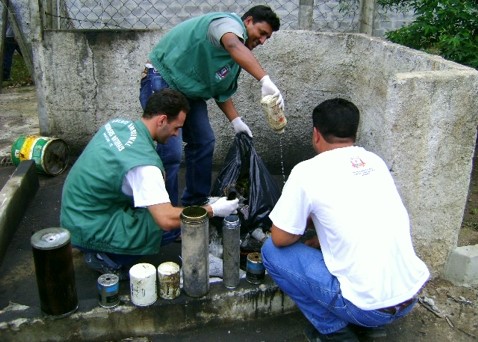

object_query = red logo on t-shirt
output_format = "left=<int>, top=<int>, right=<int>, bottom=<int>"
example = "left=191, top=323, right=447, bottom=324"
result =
left=350, top=157, right=366, bottom=168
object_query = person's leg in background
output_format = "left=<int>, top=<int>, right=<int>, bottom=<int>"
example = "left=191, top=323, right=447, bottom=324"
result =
left=3, top=37, right=18, bottom=80
left=181, top=98, right=215, bottom=206
left=139, top=68, right=183, bottom=206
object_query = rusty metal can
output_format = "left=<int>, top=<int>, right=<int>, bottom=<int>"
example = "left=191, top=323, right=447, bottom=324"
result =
left=157, top=262, right=181, bottom=299
left=97, top=273, right=120, bottom=308
left=246, top=252, right=265, bottom=284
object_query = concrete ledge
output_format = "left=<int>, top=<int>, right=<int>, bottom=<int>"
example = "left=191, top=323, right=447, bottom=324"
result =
left=0, top=277, right=296, bottom=341
left=0, top=160, right=39, bottom=266
left=444, top=245, right=478, bottom=287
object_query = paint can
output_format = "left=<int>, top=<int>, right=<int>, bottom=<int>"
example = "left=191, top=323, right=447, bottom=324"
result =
left=181, top=206, right=209, bottom=297
left=246, top=252, right=265, bottom=285
left=31, top=227, right=78, bottom=317
left=11, top=135, right=70, bottom=175
left=157, top=262, right=181, bottom=299
left=97, top=273, right=120, bottom=308
left=129, top=263, right=157, bottom=306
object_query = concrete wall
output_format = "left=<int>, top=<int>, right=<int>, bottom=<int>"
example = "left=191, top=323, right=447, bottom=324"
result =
left=31, top=29, right=478, bottom=276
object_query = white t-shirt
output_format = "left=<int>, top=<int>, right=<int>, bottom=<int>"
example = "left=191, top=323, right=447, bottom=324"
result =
left=269, top=146, right=430, bottom=310
left=122, top=165, right=170, bottom=207
left=208, top=17, right=245, bottom=48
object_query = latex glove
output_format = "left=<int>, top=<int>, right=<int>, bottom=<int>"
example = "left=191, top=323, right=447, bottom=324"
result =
left=231, top=117, right=253, bottom=137
left=260, top=75, right=284, bottom=110
left=210, top=197, right=239, bottom=217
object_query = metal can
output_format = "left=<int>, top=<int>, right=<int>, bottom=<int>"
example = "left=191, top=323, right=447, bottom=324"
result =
left=181, top=206, right=209, bottom=298
left=97, top=273, right=120, bottom=308
left=129, top=263, right=158, bottom=306
left=157, top=262, right=181, bottom=300
left=246, top=252, right=265, bottom=284
left=31, top=227, right=79, bottom=317
left=222, top=214, right=241, bottom=289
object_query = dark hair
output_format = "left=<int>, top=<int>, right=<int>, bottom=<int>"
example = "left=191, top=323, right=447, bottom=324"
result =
left=312, top=98, right=360, bottom=143
left=242, top=5, right=280, bottom=31
left=143, top=88, right=190, bottom=121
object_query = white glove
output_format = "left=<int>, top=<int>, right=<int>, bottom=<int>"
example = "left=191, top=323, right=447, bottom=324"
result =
left=210, top=197, right=239, bottom=218
left=260, top=75, right=284, bottom=110
left=231, top=117, right=253, bottom=137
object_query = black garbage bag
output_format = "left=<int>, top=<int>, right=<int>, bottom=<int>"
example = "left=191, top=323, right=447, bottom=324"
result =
left=211, top=133, right=281, bottom=235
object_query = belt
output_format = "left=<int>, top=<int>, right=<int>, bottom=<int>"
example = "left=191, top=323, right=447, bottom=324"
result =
left=378, top=297, right=415, bottom=314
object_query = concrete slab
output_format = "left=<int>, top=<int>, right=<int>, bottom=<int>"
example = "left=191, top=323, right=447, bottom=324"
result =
left=0, top=160, right=38, bottom=265
left=444, top=245, right=478, bottom=287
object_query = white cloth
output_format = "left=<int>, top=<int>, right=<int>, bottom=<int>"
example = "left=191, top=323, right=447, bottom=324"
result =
left=269, top=146, right=429, bottom=310
left=122, top=165, right=170, bottom=207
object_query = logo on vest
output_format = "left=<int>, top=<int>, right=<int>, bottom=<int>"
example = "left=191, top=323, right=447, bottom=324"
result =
left=103, top=120, right=137, bottom=152
left=215, top=66, right=230, bottom=80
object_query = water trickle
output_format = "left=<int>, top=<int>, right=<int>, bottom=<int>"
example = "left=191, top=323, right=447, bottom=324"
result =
left=279, top=135, right=286, bottom=185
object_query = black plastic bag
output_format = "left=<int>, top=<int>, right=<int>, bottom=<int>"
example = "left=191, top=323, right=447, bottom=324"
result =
left=211, top=133, right=281, bottom=234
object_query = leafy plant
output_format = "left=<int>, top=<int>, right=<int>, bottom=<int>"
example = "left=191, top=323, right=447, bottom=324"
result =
left=383, top=0, right=478, bottom=69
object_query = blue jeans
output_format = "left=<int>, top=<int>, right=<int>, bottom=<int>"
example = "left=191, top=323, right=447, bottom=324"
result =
left=75, top=229, right=179, bottom=269
left=140, top=68, right=215, bottom=206
left=261, top=239, right=417, bottom=334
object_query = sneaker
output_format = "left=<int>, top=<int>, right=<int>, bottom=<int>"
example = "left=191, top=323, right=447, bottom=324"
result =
left=83, top=252, right=129, bottom=280
left=304, top=324, right=359, bottom=342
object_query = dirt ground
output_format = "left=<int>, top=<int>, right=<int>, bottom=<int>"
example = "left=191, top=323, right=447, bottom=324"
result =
left=0, top=85, right=477, bottom=341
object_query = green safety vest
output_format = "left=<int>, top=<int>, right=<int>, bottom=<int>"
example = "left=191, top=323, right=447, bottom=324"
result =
left=60, top=119, right=165, bottom=255
left=149, top=12, right=246, bottom=102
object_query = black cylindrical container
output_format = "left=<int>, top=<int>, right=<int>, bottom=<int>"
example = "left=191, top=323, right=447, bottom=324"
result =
left=31, top=227, right=78, bottom=317
left=181, top=206, right=209, bottom=297
left=222, top=214, right=240, bottom=289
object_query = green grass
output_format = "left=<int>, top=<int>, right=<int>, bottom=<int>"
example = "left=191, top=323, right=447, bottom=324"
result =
left=2, top=51, right=33, bottom=88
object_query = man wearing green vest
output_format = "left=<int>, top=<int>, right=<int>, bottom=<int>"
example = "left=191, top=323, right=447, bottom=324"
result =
left=139, top=5, right=283, bottom=207
left=61, top=89, right=239, bottom=279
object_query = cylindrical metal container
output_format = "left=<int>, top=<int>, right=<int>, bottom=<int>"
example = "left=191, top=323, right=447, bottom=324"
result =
left=157, top=262, right=181, bottom=299
left=97, top=273, right=120, bottom=308
left=31, top=227, right=78, bottom=317
left=222, top=214, right=241, bottom=289
left=181, top=206, right=209, bottom=297
left=129, top=263, right=157, bottom=306
left=246, top=252, right=265, bottom=285
left=11, top=135, right=70, bottom=175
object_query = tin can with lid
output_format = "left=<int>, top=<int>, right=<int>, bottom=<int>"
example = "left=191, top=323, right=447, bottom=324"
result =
left=98, top=273, right=120, bottom=308
left=31, top=227, right=78, bottom=317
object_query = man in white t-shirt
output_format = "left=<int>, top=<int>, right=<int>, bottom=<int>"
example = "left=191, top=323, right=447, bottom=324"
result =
left=261, top=98, right=430, bottom=341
